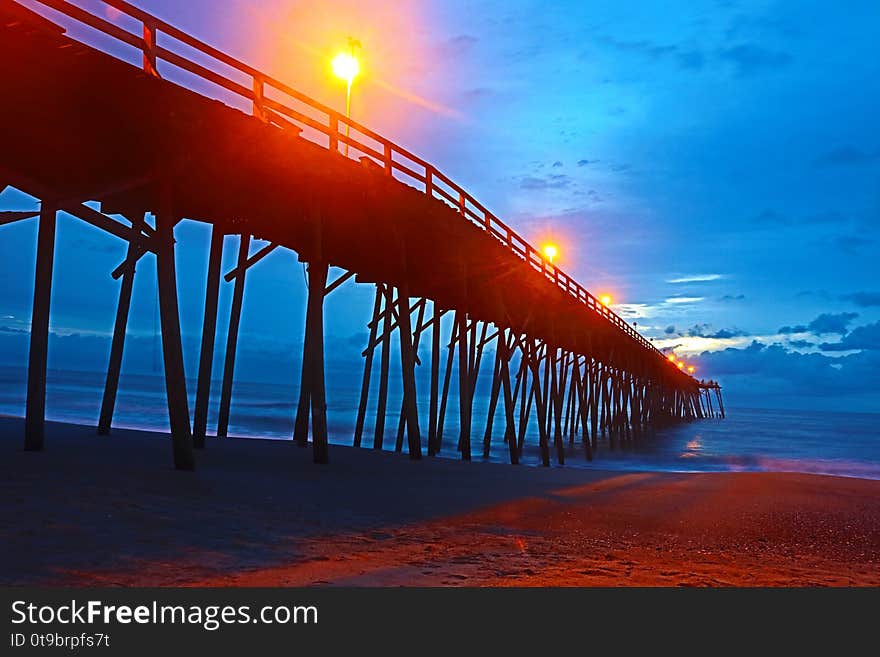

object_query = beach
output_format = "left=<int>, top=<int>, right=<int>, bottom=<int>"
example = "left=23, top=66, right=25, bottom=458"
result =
left=2, top=416, right=878, bottom=587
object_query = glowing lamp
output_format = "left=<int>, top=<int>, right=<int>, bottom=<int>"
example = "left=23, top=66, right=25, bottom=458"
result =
left=667, top=354, right=676, bottom=362
left=687, top=365, right=695, bottom=374
left=542, top=244, right=558, bottom=263
left=331, top=52, right=360, bottom=84
left=677, top=361, right=684, bottom=369
left=600, top=294, right=612, bottom=307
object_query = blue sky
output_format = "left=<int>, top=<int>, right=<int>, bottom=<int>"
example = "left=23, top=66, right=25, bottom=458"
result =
left=1, top=0, right=879, bottom=411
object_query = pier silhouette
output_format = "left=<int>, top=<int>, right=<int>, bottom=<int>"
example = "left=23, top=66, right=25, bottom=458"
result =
left=0, top=0, right=722, bottom=470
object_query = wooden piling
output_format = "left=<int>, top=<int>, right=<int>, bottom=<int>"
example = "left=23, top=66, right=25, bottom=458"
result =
left=396, top=283, right=422, bottom=459
left=24, top=202, right=57, bottom=452
left=217, top=233, right=250, bottom=440
left=373, top=284, right=393, bottom=450
left=192, top=225, right=224, bottom=448
left=154, top=190, right=194, bottom=471
left=97, top=214, right=143, bottom=436
left=354, top=285, right=382, bottom=448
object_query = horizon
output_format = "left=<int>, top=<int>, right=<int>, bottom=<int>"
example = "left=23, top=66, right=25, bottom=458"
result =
left=1, top=0, right=879, bottom=414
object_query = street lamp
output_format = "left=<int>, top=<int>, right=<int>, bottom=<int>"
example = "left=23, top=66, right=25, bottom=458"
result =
left=542, top=244, right=558, bottom=264
left=331, top=37, right=361, bottom=157
left=600, top=294, right=612, bottom=307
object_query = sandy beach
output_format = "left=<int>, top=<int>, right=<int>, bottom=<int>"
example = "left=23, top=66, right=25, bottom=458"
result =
left=2, top=416, right=878, bottom=587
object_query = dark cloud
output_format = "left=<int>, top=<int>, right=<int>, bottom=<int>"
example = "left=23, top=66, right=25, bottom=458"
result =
left=685, top=324, right=748, bottom=339
left=815, top=145, right=879, bottom=167
left=819, top=321, right=880, bottom=352
left=461, top=87, right=494, bottom=101
left=807, top=312, right=859, bottom=335
left=551, top=161, right=563, bottom=168
left=778, top=324, right=807, bottom=335
left=779, top=312, right=858, bottom=336
left=596, top=36, right=705, bottom=72
left=664, top=325, right=676, bottom=335
left=697, top=342, right=880, bottom=410
left=520, top=174, right=571, bottom=190
left=596, top=36, right=676, bottom=60
left=576, top=159, right=594, bottom=167
left=843, top=292, right=880, bottom=307
left=720, top=294, right=745, bottom=302
left=445, top=34, right=478, bottom=50
left=718, top=44, right=791, bottom=75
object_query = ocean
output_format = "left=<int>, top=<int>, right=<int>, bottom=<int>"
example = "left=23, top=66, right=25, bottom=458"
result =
left=1, top=364, right=878, bottom=480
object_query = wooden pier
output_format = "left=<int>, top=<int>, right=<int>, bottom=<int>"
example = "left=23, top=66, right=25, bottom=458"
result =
left=0, top=0, right=723, bottom=470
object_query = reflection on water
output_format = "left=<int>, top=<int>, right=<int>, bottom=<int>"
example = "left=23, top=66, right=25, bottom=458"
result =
left=681, top=436, right=702, bottom=458
left=0, top=365, right=878, bottom=480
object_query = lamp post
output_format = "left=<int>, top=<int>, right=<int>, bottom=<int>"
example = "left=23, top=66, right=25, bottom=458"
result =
left=331, top=37, right=361, bottom=157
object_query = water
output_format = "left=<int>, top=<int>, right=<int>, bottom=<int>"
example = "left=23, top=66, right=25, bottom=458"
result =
left=1, top=365, right=878, bottom=480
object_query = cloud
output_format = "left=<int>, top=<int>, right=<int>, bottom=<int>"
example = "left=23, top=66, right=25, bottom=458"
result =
left=685, top=324, right=748, bottom=339
left=806, top=312, right=859, bottom=335
left=577, top=159, right=594, bottom=167
left=551, top=161, right=563, bottom=168
left=843, top=292, right=880, bottom=307
left=778, top=312, right=858, bottom=336
left=664, top=325, right=676, bottom=335
left=666, top=274, right=723, bottom=284
left=787, top=339, right=816, bottom=350
left=519, top=174, right=571, bottom=190
left=815, top=145, right=879, bottom=167
left=718, top=44, right=791, bottom=75
left=778, top=324, right=807, bottom=335
left=596, top=36, right=705, bottom=72
left=664, top=296, right=704, bottom=304
left=697, top=341, right=880, bottom=412
left=720, top=294, right=745, bottom=302
left=461, top=87, right=495, bottom=101
left=438, top=34, right=478, bottom=58
left=819, top=321, right=880, bottom=352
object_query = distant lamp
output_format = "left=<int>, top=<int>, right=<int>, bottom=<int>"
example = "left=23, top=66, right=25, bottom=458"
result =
left=542, top=244, right=558, bottom=264
left=600, top=294, right=612, bottom=307
left=687, top=365, right=695, bottom=374
left=331, top=39, right=361, bottom=157
left=667, top=354, right=676, bottom=362
left=331, top=52, right=360, bottom=84
left=677, top=361, right=685, bottom=369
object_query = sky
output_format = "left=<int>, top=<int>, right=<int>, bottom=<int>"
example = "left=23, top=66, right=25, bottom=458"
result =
left=1, top=0, right=879, bottom=412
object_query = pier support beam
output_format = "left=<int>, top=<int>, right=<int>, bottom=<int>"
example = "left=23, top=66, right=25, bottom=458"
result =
left=427, top=302, right=442, bottom=455
left=155, top=192, right=194, bottom=471
left=293, top=261, right=330, bottom=463
left=353, top=285, right=382, bottom=448
left=97, top=221, right=140, bottom=436
left=24, top=202, right=57, bottom=452
left=373, top=285, right=393, bottom=450
left=217, top=234, right=250, bottom=439
left=396, top=284, right=422, bottom=459
left=193, top=226, right=224, bottom=448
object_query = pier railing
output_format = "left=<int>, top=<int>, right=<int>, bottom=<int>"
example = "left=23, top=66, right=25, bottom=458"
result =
left=21, top=0, right=681, bottom=371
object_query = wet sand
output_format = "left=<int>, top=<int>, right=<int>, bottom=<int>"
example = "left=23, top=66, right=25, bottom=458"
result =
left=2, top=417, right=878, bottom=586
